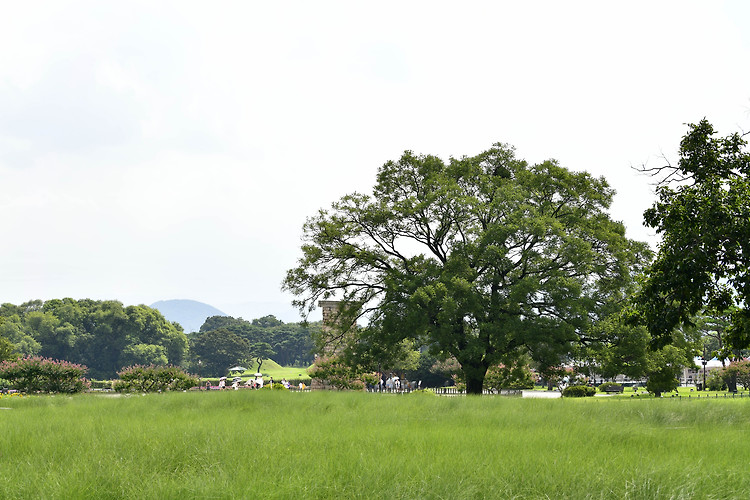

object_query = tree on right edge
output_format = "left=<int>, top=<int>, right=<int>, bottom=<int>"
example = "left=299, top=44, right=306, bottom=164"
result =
left=636, top=119, right=750, bottom=355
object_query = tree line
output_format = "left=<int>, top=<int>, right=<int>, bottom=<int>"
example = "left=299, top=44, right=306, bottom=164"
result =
left=0, top=299, right=316, bottom=379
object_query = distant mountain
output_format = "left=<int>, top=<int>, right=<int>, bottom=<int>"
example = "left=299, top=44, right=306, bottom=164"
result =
left=151, top=299, right=227, bottom=333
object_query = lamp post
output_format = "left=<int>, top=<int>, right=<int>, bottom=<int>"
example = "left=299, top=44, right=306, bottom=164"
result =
left=701, top=349, right=708, bottom=391
left=198, top=360, right=203, bottom=389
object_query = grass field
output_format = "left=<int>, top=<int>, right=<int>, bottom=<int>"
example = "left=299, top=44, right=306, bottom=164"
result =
left=2, top=391, right=749, bottom=499
left=229, top=359, right=311, bottom=381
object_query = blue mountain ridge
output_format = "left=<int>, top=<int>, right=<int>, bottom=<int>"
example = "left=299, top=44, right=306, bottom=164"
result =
left=150, top=299, right=227, bottom=333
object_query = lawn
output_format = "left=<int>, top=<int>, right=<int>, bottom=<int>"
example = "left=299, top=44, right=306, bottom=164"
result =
left=229, top=359, right=311, bottom=382
left=1, top=391, right=749, bottom=499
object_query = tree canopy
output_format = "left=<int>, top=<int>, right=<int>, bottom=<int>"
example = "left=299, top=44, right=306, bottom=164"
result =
left=0, top=299, right=188, bottom=379
left=189, top=314, right=316, bottom=375
left=637, top=119, right=750, bottom=351
left=284, top=143, right=650, bottom=393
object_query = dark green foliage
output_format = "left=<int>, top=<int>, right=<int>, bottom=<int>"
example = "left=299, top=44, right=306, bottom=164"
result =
left=284, top=143, right=650, bottom=394
left=637, top=120, right=750, bottom=351
left=562, top=385, right=596, bottom=397
left=0, top=336, right=17, bottom=362
left=189, top=328, right=251, bottom=377
left=197, top=315, right=315, bottom=368
left=706, top=370, right=727, bottom=391
left=484, top=361, right=535, bottom=390
left=402, top=351, right=453, bottom=388
left=0, top=357, right=89, bottom=393
left=645, top=366, right=680, bottom=397
left=114, top=365, right=198, bottom=393
left=0, top=299, right=188, bottom=379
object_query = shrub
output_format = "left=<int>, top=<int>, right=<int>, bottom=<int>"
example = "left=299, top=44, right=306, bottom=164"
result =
left=115, top=365, right=198, bottom=393
left=706, top=371, right=726, bottom=391
left=307, top=356, right=367, bottom=390
left=484, top=362, right=535, bottom=390
left=261, top=383, right=289, bottom=391
left=718, top=360, right=750, bottom=391
left=0, top=357, right=89, bottom=393
left=597, top=382, right=622, bottom=393
left=562, top=385, right=596, bottom=398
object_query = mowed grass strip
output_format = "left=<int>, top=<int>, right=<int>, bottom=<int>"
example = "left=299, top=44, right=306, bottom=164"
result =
left=1, top=392, right=749, bottom=499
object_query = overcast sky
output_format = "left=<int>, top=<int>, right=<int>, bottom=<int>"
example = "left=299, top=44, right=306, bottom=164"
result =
left=2, top=1, right=749, bottom=322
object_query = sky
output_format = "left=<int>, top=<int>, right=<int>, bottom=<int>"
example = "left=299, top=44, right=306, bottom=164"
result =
left=2, top=1, right=750, bottom=323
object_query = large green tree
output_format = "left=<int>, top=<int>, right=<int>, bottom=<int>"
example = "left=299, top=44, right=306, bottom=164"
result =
left=637, top=120, right=750, bottom=351
left=284, top=144, right=650, bottom=394
left=189, top=328, right=251, bottom=377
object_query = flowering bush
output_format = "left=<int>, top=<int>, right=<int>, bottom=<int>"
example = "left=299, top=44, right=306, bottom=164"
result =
left=484, top=362, right=536, bottom=390
left=307, top=356, right=366, bottom=390
left=0, top=357, right=89, bottom=393
left=717, top=360, right=750, bottom=391
left=114, top=365, right=198, bottom=393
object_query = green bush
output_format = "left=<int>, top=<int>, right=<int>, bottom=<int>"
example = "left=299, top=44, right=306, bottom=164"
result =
left=562, top=385, right=596, bottom=398
left=0, top=357, right=89, bottom=393
left=114, top=365, right=198, bottom=393
left=706, top=371, right=726, bottom=391
left=484, top=362, right=535, bottom=390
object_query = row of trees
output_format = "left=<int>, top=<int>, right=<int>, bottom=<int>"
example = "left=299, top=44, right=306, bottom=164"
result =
left=0, top=299, right=316, bottom=379
left=283, top=119, right=750, bottom=395
left=186, top=315, right=317, bottom=377
left=0, top=299, right=188, bottom=379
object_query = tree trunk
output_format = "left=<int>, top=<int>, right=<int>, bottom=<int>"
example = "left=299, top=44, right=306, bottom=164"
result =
left=727, top=372, right=738, bottom=392
left=462, top=363, right=487, bottom=395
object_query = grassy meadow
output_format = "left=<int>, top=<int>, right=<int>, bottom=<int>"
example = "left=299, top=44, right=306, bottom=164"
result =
left=226, top=359, right=311, bottom=382
left=1, top=391, right=749, bottom=499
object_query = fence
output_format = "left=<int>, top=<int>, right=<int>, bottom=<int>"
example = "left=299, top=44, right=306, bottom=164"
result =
left=641, top=392, right=750, bottom=400
left=431, top=387, right=522, bottom=396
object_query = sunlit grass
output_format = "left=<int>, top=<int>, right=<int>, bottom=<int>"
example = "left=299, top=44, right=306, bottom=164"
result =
left=1, top=391, right=749, bottom=498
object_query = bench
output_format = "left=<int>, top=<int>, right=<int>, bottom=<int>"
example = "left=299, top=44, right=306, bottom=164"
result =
left=603, top=384, right=624, bottom=393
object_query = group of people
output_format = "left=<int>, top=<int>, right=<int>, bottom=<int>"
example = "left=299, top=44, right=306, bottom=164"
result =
left=374, top=375, right=421, bottom=392
left=208, top=376, right=305, bottom=390
left=211, top=375, right=264, bottom=390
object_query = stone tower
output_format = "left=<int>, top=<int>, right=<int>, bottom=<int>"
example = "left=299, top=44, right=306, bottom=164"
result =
left=318, top=300, right=341, bottom=327
left=310, top=300, right=342, bottom=390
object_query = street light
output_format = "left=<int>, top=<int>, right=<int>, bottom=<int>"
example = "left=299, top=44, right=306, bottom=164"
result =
left=701, top=348, right=708, bottom=391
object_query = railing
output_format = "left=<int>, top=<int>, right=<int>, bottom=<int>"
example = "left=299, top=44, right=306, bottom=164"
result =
left=431, top=387, right=523, bottom=396
left=641, top=392, right=750, bottom=400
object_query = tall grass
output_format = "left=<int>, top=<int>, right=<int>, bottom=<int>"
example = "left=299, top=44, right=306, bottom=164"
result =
left=1, top=392, right=748, bottom=499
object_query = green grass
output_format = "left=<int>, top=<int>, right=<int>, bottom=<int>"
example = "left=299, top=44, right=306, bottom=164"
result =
left=608, top=385, right=750, bottom=399
left=2, top=392, right=750, bottom=499
left=233, top=359, right=311, bottom=381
